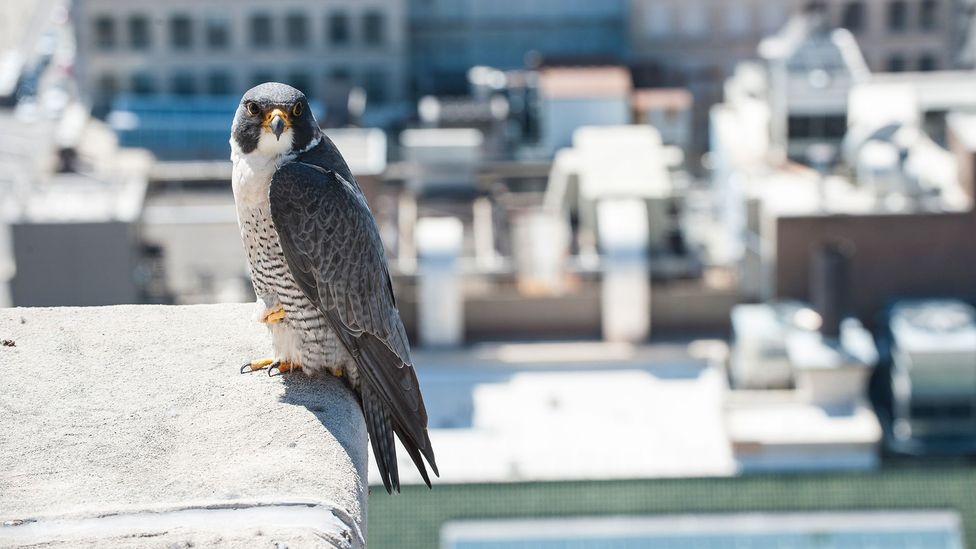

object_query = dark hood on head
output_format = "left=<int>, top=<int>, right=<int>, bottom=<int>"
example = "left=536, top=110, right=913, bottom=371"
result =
left=231, top=82, right=320, bottom=154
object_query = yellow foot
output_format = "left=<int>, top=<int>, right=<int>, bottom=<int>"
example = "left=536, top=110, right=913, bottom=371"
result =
left=329, top=367, right=344, bottom=378
left=262, top=305, right=286, bottom=324
left=269, top=361, right=300, bottom=377
left=240, top=359, right=301, bottom=376
left=241, top=358, right=275, bottom=374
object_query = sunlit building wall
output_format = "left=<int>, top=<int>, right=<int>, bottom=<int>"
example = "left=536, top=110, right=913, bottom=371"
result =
left=72, top=0, right=408, bottom=118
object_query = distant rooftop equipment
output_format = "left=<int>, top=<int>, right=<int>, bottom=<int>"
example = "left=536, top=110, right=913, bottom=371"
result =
left=811, top=243, right=851, bottom=338
left=546, top=125, right=680, bottom=259
left=730, top=302, right=808, bottom=389
left=597, top=199, right=650, bottom=342
left=786, top=318, right=876, bottom=409
left=326, top=128, right=387, bottom=176
left=889, top=299, right=976, bottom=443
left=415, top=217, right=464, bottom=348
left=399, top=128, right=483, bottom=193
left=511, top=208, right=570, bottom=296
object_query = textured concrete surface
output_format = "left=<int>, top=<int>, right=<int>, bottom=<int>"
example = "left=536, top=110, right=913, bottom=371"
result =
left=0, top=304, right=367, bottom=548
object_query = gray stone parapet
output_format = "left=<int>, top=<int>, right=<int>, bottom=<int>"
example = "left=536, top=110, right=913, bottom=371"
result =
left=0, top=304, right=367, bottom=548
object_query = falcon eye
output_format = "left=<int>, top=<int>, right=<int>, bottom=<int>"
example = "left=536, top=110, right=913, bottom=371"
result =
left=292, top=102, right=304, bottom=117
left=245, top=102, right=259, bottom=116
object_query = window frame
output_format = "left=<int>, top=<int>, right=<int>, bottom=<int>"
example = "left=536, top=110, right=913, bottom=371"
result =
left=250, top=13, right=274, bottom=48
left=205, top=16, right=231, bottom=50
left=94, top=15, right=116, bottom=50
left=128, top=14, right=151, bottom=50
left=329, top=12, right=351, bottom=46
left=285, top=13, right=308, bottom=49
left=887, top=0, right=908, bottom=33
left=363, top=11, right=385, bottom=47
left=169, top=14, right=194, bottom=51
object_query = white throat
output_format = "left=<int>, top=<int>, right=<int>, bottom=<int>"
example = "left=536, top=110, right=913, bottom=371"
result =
left=230, top=131, right=320, bottom=209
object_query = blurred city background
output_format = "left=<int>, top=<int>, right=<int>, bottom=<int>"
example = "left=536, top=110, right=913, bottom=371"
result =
left=2, top=0, right=976, bottom=547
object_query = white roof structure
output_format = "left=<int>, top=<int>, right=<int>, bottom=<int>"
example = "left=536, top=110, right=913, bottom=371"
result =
left=863, top=71, right=976, bottom=113
left=759, top=16, right=869, bottom=81
left=325, top=127, right=388, bottom=176
left=545, top=125, right=671, bottom=211
left=381, top=342, right=735, bottom=485
left=890, top=300, right=976, bottom=355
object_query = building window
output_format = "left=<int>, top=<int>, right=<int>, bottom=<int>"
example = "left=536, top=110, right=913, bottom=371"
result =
left=94, top=16, right=115, bottom=50
left=887, top=53, right=907, bottom=71
left=206, top=16, right=230, bottom=49
left=128, top=15, right=151, bottom=50
left=131, top=72, right=155, bottom=95
left=285, top=14, right=307, bottom=49
left=250, top=14, right=273, bottom=47
left=363, top=11, right=385, bottom=46
left=171, top=72, right=195, bottom=95
left=286, top=71, right=312, bottom=95
left=363, top=68, right=387, bottom=103
left=919, top=0, right=938, bottom=31
left=329, top=13, right=350, bottom=45
left=841, top=2, right=865, bottom=32
left=170, top=15, right=193, bottom=50
left=918, top=53, right=938, bottom=71
left=207, top=71, right=233, bottom=95
left=887, top=1, right=908, bottom=32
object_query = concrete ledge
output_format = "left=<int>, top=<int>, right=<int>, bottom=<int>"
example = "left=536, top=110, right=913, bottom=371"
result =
left=0, top=304, right=367, bottom=548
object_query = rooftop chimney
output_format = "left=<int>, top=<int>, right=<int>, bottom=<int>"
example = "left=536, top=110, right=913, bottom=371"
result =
left=811, top=242, right=851, bottom=338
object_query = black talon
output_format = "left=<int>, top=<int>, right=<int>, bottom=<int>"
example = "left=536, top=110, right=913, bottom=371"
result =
left=267, top=361, right=283, bottom=377
left=240, top=362, right=256, bottom=374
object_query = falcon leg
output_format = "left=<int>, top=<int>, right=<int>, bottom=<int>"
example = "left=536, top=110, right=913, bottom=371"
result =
left=269, top=361, right=300, bottom=377
left=241, top=358, right=278, bottom=374
left=261, top=305, right=286, bottom=324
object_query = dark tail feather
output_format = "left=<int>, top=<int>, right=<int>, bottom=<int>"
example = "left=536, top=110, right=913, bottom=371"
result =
left=362, top=383, right=399, bottom=494
left=358, top=335, right=440, bottom=480
left=395, top=425, right=433, bottom=488
left=421, top=430, right=439, bottom=478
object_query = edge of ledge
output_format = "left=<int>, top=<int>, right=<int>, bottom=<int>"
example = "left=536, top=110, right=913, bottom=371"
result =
left=0, top=498, right=365, bottom=549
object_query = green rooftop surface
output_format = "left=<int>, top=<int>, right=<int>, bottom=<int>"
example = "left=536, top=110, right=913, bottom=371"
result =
left=369, top=467, right=976, bottom=548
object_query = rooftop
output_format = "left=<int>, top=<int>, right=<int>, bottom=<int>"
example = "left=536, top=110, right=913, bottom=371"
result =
left=538, top=66, right=632, bottom=99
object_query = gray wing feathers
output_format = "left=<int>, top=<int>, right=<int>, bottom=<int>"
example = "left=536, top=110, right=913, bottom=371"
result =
left=269, top=162, right=437, bottom=492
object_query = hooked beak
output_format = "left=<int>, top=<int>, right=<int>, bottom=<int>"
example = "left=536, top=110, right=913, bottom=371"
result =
left=269, top=114, right=285, bottom=140
left=264, top=108, right=290, bottom=141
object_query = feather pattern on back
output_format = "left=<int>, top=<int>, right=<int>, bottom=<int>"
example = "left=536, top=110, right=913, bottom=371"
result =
left=268, top=140, right=438, bottom=491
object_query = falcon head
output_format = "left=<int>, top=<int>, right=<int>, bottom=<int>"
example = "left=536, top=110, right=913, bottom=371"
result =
left=231, top=82, right=319, bottom=157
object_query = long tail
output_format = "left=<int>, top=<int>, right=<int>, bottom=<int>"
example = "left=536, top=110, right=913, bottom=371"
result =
left=360, top=373, right=439, bottom=493
left=323, top=310, right=438, bottom=493
left=362, top=382, right=400, bottom=493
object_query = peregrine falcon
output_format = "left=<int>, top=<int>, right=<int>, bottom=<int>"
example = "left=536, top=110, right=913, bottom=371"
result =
left=230, top=82, right=438, bottom=493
